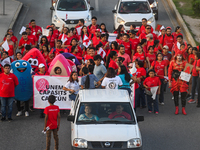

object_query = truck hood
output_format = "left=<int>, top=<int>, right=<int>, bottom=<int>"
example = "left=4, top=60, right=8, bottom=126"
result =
left=77, top=124, right=139, bottom=141
left=118, top=13, right=153, bottom=22
left=55, top=10, right=89, bottom=20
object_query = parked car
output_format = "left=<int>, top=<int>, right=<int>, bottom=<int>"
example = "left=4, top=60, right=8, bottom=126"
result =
left=112, top=0, right=156, bottom=31
left=67, top=89, right=144, bottom=150
left=50, top=0, right=94, bottom=30
left=148, top=0, right=158, bottom=20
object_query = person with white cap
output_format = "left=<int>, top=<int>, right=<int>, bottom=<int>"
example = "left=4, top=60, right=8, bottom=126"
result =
left=146, top=33, right=154, bottom=49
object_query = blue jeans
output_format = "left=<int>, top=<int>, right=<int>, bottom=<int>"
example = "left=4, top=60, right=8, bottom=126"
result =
left=1, top=97, right=14, bottom=118
left=159, top=79, right=165, bottom=103
left=191, top=76, right=199, bottom=99
left=135, top=88, right=146, bottom=107
left=69, top=94, right=77, bottom=101
left=147, top=95, right=159, bottom=112
left=120, top=88, right=132, bottom=96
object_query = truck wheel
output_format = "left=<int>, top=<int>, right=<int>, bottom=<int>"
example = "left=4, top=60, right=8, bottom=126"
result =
left=155, top=13, right=158, bottom=20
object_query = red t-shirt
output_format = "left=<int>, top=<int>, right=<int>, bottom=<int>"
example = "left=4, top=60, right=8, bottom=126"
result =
left=188, top=54, right=195, bottom=64
left=44, top=105, right=60, bottom=129
left=116, top=39, right=122, bottom=45
left=3, top=45, right=14, bottom=56
left=100, top=40, right=109, bottom=53
left=92, top=36, right=101, bottom=48
left=68, top=45, right=82, bottom=56
left=192, top=60, right=199, bottom=76
left=28, top=35, right=37, bottom=45
left=107, top=49, right=118, bottom=56
left=143, top=76, right=161, bottom=91
left=172, top=32, right=183, bottom=41
left=29, top=25, right=42, bottom=41
left=134, top=53, right=145, bottom=62
left=0, top=73, right=19, bottom=97
left=139, top=32, right=157, bottom=41
left=108, top=111, right=131, bottom=120
left=18, top=38, right=34, bottom=54
left=47, top=35, right=56, bottom=48
left=121, top=41, right=133, bottom=57
left=129, top=38, right=139, bottom=53
left=151, top=61, right=166, bottom=79
left=136, top=25, right=154, bottom=36
left=134, top=67, right=146, bottom=89
left=85, top=55, right=94, bottom=60
left=35, top=71, right=49, bottom=75
left=50, top=48, right=65, bottom=56
left=53, top=29, right=60, bottom=39
left=3, top=36, right=18, bottom=43
left=147, top=53, right=156, bottom=64
left=109, top=59, right=118, bottom=70
left=163, top=53, right=172, bottom=66
left=159, top=34, right=175, bottom=51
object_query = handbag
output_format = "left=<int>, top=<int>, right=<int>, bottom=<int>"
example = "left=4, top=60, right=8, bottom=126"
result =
left=145, top=88, right=152, bottom=95
left=172, top=70, right=181, bottom=81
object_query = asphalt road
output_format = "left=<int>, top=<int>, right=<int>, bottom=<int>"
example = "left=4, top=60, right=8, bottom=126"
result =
left=0, top=0, right=199, bottom=150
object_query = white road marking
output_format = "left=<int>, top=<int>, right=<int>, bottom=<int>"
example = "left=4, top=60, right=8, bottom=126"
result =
left=95, top=0, right=99, bottom=11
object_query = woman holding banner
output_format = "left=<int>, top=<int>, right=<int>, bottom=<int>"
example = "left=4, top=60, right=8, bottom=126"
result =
left=63, top=71, right=79, bottom=101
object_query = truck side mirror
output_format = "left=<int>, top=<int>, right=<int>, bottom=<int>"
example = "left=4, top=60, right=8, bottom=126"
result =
left=90, top=7, right=94, bottom=10
left=50, top=6, right=55, bottom=10
left=137, top=116, right=144, bottom=122
left=112, top=10, right=116, bottom=13
left=67, top=115, right=75, bottom=122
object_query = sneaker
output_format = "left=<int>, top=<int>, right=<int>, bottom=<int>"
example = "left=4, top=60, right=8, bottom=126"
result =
left=25, top=111, right=29, bottom=117
left=8, top=118, right=13, bottom=122
left=186, top=94, right=191, bottom=99
left=159, top=102, right=164, bottom=105
left=172, top=96, right=174, bottom=100
left=155, top=112, right=159, bottom=115
left=1, top=117, right=6, bottom=121
left=188, top=99, right=196, bottom=104
left=148, top=111, right=152, bottom=113
left=16, top=111, right=22, bottom=116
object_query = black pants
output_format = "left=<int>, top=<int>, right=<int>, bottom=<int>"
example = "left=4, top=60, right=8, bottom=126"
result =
left=16, top=100, right=29, bottom=111
left=173, top=91, right=187, bottom=107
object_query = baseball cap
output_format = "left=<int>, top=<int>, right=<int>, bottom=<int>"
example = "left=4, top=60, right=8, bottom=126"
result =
left=163, top=45, right=169, bottom=49
left=146, top=33, right=153, bottom=38
left=39, top=63, right=45, bottom=68
left=95, top=29, right=101, bottom=32
left=166, top=26, right=172, bottom=30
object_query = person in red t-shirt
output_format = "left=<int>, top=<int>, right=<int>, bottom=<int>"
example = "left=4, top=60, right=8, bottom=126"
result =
left=117, top=45, right=131, bottom=67
left=61, top=29, right=73, bottom=48
left=0, top=64, right=19, bottom=121
left=87, top=17, right=100, bottom=35
left=172, top=26, right=183, bottom=42
left=108, top=104, right=131, bottom=120
left=146, top=46, right=156, bottom=65
left=134, top=61, right=146, bottom=108
left=187, top=46, right=195, bottom=64
left=159, top=27, right=175, bottom=52
left=100, top=34, right=109, bottom=53
left=188, top=52, right=200, bottom=104
left=84, top=47, right=96, bottom=63
left=44, top=95, right=60, bottom=150
left=26, top=27, right=38, bottom=47
left=136, top=18, right=154, bottom=36
left=129, top=30, right=139, bottom=53
left=162, top=45, right=172, bottom=67
left=71, top=45, right=83, bottom=61
left=106, top=51, right=118, bottom=70
left=50, top=40, right=65, bottom=56
left=91, top=29, right=101, bottom=48
left=113, top=25, right=125, bottom=34
left=41, top=44, right=51, bottom=64
left=143, top=69, right=161, bottom=114
left=107, top=41, right=118, bottom=59
left=139, top=25, right=157, bottom=42
left=47, top=27, right=57, bottom=48
left=150, top=53, right=167, bottom=105
left=68, top=38, right=83, bottom=56
left=29, top=19, right=42, bottom=41
left=0, top=34, right=15, bottom=59
left=18, top=32, right=34, bottom=54
left=51, top=23, right=60, bottom=39
left=121, top=33, right=134, bottom=59
left=3, top=28, right=18, bottom=52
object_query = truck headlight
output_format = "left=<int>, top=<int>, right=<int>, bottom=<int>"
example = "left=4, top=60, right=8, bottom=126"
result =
left=147, top=17, right=154, bottom=24
left=127, top=138, right=142, bottom=148
left=150, top=2, right=157, bottom=8
left=73, top=138, right=87, bottom=148
left=53, top=15, right=60, bottom=23
left=117, top=17, right=125, bottom=24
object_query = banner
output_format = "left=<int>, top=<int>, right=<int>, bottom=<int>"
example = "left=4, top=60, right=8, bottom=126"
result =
left=33, top=75, right=81, bottom=110
left=33, top=75, right=135, bottom=110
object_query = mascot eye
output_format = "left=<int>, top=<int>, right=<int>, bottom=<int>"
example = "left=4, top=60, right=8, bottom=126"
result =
left=15, top=62, right=20, bottom=67
left=22, top=62, right=27, bottom=67
left=28, top=58, right=33, bottom=65
left=32, top=59, right=38, bottom=66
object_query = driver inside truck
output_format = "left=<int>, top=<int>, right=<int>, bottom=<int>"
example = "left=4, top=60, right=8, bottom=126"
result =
left=78, top=105, right=99, bottom=121
left=108, top=104, right=131, bottom=120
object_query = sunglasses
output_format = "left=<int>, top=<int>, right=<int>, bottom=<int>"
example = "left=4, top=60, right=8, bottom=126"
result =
left=146, top=28, right=151, bottom=29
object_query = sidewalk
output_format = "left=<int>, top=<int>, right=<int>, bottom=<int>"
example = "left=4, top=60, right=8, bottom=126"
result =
left=0, top=0, right=23, bottom=41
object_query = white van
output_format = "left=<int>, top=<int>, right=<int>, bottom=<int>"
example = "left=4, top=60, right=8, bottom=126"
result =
left=67, top=89, right=144, bottom=150
left=50, top=0, right=94, bottom=30
left=112, top=0, right=156, bottom=31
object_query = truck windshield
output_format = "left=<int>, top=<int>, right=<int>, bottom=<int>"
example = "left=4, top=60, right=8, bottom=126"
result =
left=76, top=102, right=135, bottom=124
left=118, top=1, right=151, bottom=13
left=57, top=0, right=87, bottom=11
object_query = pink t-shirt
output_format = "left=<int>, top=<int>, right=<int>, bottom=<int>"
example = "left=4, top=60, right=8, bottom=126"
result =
left=118, top=53, right=131, bottom=67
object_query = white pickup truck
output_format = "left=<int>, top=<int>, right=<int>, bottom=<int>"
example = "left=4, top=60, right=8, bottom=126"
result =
left=67, top=89, right=144, bottom=150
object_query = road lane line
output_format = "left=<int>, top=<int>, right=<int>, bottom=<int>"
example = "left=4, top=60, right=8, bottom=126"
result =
left=95, top=0, right=99, bottom=11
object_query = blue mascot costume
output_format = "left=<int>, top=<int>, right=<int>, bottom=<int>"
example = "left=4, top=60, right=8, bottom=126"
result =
left=11, top=60, right=32, bottom=116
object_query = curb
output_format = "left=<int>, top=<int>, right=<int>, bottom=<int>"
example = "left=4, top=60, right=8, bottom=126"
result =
left=8, top=0, right=23, bottom=29
left=166, top=0, right=196, bottom=46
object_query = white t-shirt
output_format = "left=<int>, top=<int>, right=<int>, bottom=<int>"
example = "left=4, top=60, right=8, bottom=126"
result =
left=101, top=76, right=123, bottom=89
left=64, top=81, right=80, bottom=94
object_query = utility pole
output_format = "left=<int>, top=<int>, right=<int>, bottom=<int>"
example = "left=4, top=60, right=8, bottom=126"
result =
left=3, top=0, right=5, bottom=15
